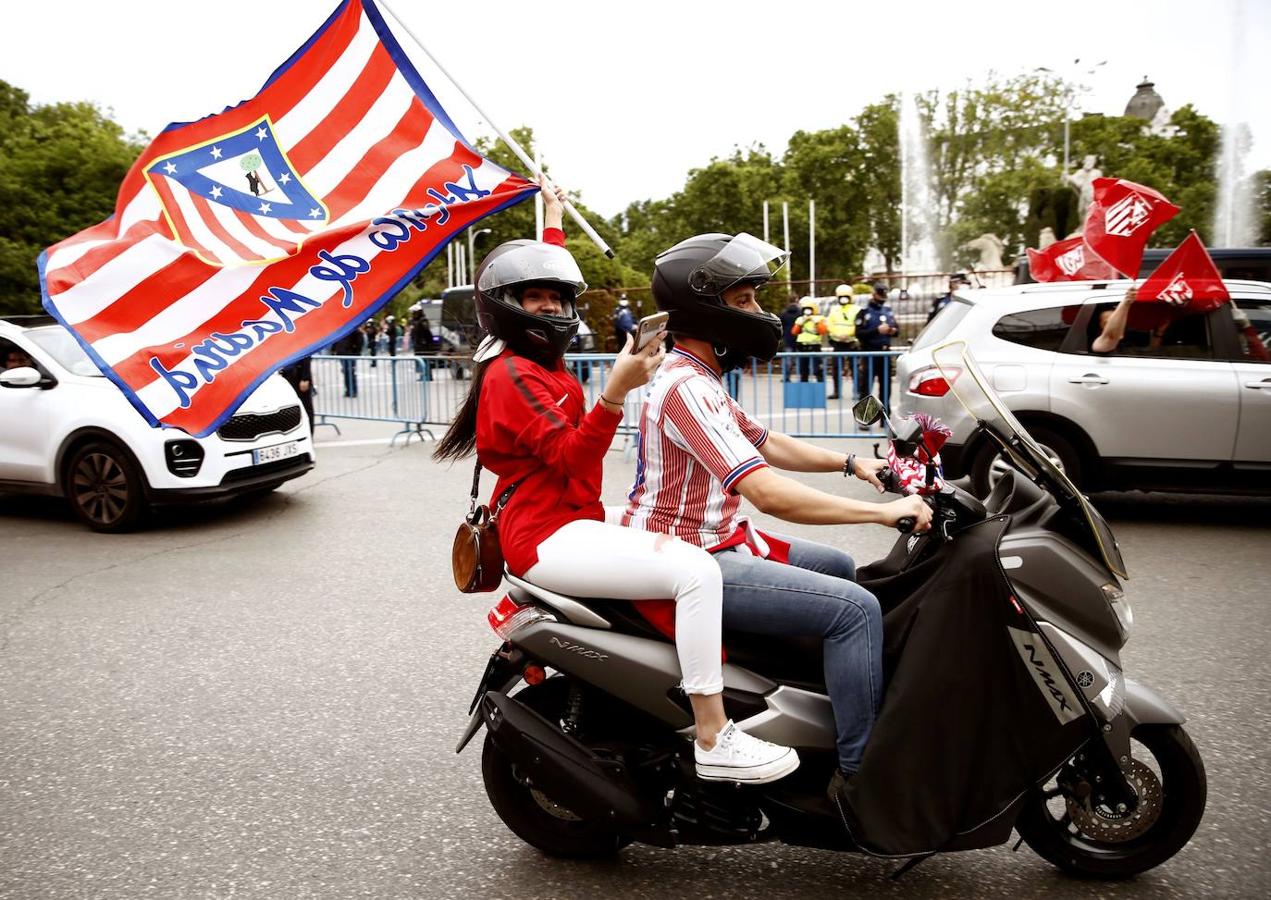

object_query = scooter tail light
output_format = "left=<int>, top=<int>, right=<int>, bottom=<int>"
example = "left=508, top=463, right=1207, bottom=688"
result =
left=487, top=594, right=556, bottom=641
left=908, top=366, right=960, bottom=397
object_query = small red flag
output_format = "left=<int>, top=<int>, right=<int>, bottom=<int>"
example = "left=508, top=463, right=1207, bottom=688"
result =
left=1137, top=231, right=1230, bottom=311
left=1027, top=236, right=1118, bottom=282
left=1083, top=178, right=1180, bottom=277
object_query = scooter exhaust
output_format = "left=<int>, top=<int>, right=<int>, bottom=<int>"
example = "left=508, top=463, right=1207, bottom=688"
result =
left=481, top=692, right=664, bottom=833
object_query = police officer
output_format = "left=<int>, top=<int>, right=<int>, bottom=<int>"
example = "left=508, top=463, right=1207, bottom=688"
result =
left=855, top=282, right=898, bottom=409
left=613, top=296, right=636, bottom=349
left=365, top=318, right=378, bottom=368
left=826, top=284, right=861, bottom=400
left=385, top=314, right=400, bottom=358
left=791, top=297, right=827, bottom=382
left=928, top=272, right=969, bottom=324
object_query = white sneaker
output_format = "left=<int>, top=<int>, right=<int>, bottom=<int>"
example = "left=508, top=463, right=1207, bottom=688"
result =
left=694, top=720, right=800, bottom=784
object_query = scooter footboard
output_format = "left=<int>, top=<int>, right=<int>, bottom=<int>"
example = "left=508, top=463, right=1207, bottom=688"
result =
left=481, top=691, right=661, bottom=829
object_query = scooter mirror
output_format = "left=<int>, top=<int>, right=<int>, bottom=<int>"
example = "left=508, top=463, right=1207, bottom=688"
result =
left=852, top=396, right=884, bottom=427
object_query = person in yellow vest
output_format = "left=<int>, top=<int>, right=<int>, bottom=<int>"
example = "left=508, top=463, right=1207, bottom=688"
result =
left=826, top=284, right=860, bottom=399
left=791, top=298, right=828, bottom=383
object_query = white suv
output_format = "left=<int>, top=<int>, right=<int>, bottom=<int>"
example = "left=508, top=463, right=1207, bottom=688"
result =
left=896, top=280, right=1271, bottom=496
left=0, top=316, right=315, bottom=531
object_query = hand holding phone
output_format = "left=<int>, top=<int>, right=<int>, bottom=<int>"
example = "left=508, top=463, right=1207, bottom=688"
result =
left=633, top=312, right=670, bottom=353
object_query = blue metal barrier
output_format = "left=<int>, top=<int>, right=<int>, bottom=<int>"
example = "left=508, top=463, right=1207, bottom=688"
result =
left=311, top=350, right=902, bottom=444
left=310, top=355, right=434, bottom=445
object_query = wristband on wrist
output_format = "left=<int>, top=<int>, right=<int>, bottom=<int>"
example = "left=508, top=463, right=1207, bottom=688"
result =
left=599, top=393, right=622, bottom=410
left=844, top=453, right=856, bottom=479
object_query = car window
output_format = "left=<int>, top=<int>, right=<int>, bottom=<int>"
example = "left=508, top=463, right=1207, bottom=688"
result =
left=1231, top=299, right=1271, bottom=364
left=992, top=305, right=1081, bottom=352
left=24, top=327, right=104, bottom=376
left=1081, top=302, right=1214, bottom=360
left=1, top=337, right=38, bottom=372
left=910, top=299, right=972, bottom=351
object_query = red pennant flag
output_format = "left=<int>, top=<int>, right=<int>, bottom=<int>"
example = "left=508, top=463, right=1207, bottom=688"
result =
left=1027, top=236, right=1118, bottom=282
left=1082, top=178, right=1180, bottom=277
left=1137, top=231, right=1231, bottom=311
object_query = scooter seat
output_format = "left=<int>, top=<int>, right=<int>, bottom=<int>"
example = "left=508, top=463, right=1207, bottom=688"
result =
left=563, top=594, right=828, bottom=692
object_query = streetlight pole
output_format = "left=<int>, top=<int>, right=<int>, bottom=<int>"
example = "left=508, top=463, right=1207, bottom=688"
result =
left=1037, top=59, right=1106, bottom=174
left=467, top=227, right=491, bottom=284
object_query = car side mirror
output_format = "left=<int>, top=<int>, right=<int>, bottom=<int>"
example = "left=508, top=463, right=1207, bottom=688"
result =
left=852, top=395, right=884, bottom=427
left=0, top=366, right=43, bottom=388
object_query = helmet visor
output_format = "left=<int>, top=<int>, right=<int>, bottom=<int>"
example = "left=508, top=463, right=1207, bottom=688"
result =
left=688, top=233, right=789, bottom=296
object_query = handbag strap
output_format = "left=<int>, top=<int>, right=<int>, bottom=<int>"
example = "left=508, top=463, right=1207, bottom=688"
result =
left=468, top=459, right=520, bottom=522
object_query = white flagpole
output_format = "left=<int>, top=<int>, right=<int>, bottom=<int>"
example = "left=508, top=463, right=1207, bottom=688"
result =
left=809, top=198, right=816, bottom=295
left=534, top=144, right=544, bottom=241
left=377, top=0, right=614, bottom=258
left=762, top=200, right=770, bottom=244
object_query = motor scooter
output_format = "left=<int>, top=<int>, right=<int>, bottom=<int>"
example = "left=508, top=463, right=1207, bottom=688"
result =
left=455, top=342, right=1205, bottom=879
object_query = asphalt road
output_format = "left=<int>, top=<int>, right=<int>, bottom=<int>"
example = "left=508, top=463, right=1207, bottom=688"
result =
left=2, top=425, right=1269, bottom=899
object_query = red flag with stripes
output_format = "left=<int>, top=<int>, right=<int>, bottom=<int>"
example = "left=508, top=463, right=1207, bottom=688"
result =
left=1137, top=231, right=1231, bottom=311
left=1081, top=177, right=1179, bottom=277
left=39, top=0, right=537, bottom=437
left=1026, top=235, right=1117, bottom=282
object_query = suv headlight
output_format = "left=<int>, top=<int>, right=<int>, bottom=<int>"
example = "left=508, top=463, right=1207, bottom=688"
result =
left=1102, top=583, right=1133, bottom=635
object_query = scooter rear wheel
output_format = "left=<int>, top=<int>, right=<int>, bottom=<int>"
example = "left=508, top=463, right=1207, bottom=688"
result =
left=480, top=679, right=631, bottom=859
left=1015, top=724, right=1206, bottom=878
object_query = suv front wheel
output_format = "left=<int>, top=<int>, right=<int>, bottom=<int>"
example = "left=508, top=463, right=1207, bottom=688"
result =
left=65, top=440, right=147, bottom=533
left=970, top=425, right=1083, bottom=498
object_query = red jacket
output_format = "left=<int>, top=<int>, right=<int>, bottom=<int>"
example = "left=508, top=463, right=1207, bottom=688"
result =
left=472, top=225, right=620, bottom=576
left=476, top=352, right=622, bottom=576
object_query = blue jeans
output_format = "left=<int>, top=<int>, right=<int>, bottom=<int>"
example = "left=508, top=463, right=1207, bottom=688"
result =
left=715, top=534, right=882, bottom=774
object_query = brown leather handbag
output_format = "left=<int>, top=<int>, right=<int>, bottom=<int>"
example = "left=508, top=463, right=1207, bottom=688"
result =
left=452, top=461, right=519, bottom=593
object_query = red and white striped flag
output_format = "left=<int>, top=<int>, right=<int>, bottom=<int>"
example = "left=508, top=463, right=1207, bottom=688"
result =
left=1137, top=231, right=1230, bottom=311
left=40, top=0, right=537, bottom=437
left=1026, top=235, right=1117, bottom=282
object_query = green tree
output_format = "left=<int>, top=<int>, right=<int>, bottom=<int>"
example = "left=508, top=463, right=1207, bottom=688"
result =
left=855, top=100, right=902, bottom=273
left=0, top=80, right=144, bottom=315
left=1067, top=105, right=1220, bottom=245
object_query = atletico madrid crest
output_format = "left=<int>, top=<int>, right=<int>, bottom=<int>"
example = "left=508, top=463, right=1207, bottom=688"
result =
left=144, top=118, right=328, bottom=267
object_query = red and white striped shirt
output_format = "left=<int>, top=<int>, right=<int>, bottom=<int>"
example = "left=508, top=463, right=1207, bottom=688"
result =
left=621, top=347, right=769, bottom=550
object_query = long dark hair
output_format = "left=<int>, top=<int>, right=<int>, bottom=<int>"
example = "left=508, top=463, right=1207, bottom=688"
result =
left=432, top=358, right=495, bottom=461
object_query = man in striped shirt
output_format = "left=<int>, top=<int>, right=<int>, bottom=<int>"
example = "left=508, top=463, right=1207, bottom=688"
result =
left=622, top=233, right=931, bottom=798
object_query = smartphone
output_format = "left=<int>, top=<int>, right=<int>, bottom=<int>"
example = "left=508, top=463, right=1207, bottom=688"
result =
left=633, top=312, right=670, bottom=353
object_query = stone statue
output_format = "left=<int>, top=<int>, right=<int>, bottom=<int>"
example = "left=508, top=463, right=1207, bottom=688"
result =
left=962, top=233, right=1006, bottom=271
left=1038, top=226, right=1057, bottom=250
left=1064, top=155, right=1103, bottom=220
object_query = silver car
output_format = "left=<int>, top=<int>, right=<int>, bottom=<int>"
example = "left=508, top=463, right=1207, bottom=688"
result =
left=895, top=280, right=1271, bottom=496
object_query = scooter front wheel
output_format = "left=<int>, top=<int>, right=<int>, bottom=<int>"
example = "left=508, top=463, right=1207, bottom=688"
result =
left=480, top=679, right=631, bottom=859
left=1015, top=724, right=1206, bottom=879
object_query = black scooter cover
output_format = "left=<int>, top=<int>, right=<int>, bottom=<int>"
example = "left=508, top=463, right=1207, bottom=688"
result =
left=846, top=515, right=1092, bottom=856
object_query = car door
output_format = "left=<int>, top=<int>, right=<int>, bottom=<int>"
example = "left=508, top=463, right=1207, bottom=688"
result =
left=1225, top=296, right=1271, bottom=464
left=0, top=337, right=53, bottom=484
left=1048, top=297, right=1239, bottom=465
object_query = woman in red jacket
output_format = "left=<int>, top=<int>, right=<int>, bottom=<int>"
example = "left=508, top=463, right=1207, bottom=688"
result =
left=434, top=181, right=797, bottom=784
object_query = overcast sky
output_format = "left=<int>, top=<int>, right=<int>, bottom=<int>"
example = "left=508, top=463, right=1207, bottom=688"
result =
left=3, top=0, right=1267, bottom=218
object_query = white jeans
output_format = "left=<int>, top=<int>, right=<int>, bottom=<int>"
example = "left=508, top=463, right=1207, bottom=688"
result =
left=526, top=518, right=724, bottom=695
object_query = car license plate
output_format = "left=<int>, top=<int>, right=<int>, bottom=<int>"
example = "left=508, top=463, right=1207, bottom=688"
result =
left=252, top=441, right=299, bottom=465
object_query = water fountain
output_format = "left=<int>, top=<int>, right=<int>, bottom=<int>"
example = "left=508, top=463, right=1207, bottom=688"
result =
left=899, top=91, right=940, bottom=274
left=1212, top=0, right=1255, bottom=247
left=1214, top=123, right=1255, bottom=247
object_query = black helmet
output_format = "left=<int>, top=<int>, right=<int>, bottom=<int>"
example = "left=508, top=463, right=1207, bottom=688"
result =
left=651, top=233, right=788, bottom=371
left=474, top=240, right=587, bottom=365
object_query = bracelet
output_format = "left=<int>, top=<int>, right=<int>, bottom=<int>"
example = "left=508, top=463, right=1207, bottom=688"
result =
left=599, top=393, right=623, bottom=410
left=844, top=453, right=856, bottom=479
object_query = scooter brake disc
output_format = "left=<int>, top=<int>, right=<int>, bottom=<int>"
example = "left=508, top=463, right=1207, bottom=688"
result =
left=1066, top=757, right=1163, bottom=843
